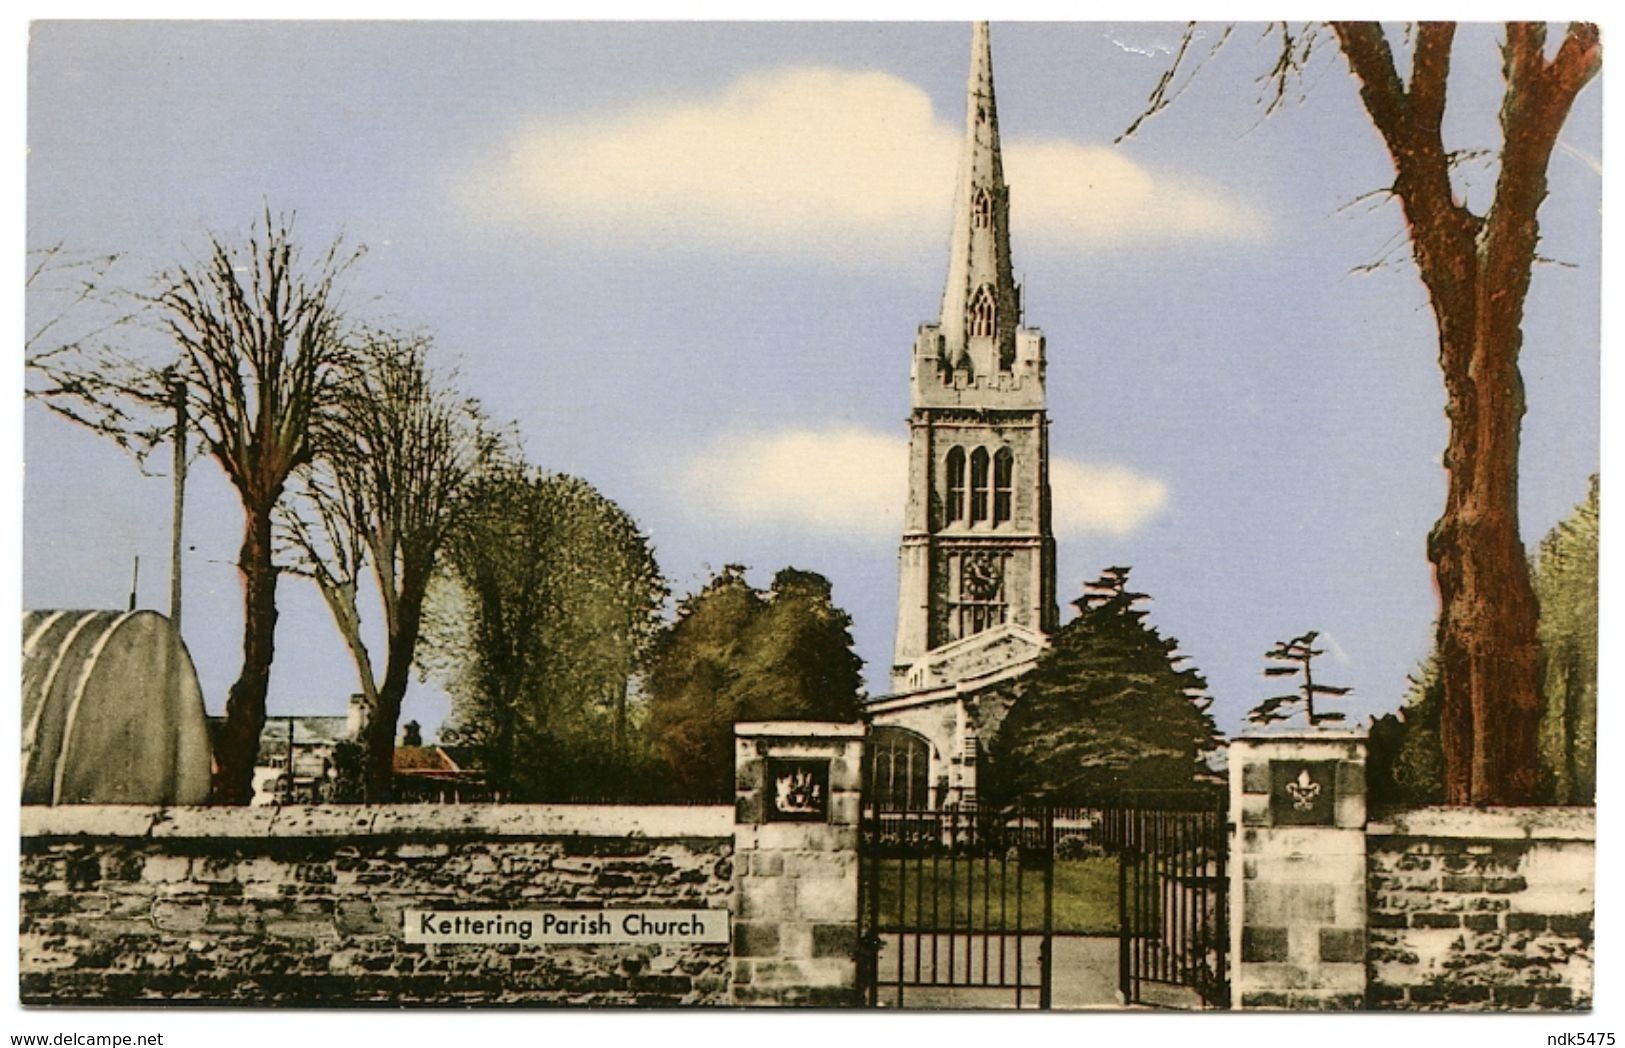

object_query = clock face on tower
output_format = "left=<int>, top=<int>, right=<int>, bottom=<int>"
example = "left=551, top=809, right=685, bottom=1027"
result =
left=962, top=551, right=1003, bottom=600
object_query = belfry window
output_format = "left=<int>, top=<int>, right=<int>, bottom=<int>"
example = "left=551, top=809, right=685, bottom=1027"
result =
left=972, top=187, right=992, bottom=229
left=993, top=448, right=1013, bottom=525
left=970, top=285, right=996, bottom=338
left=969, top=447, right=990, bottom=524
left=945, top=447, right=966, bottom=524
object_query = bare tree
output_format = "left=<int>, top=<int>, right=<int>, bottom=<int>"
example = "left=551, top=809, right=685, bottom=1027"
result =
left=280, top=331, right=496, bottom=799
left=30, top=213, right=360, bottom=804
left=1124, top=22, right=1601, bottom=804
left=26, top=244, right=145, bottom=358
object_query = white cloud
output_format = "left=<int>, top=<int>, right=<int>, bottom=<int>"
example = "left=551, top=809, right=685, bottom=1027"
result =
left=1049, top=457, right=1169, bottom=538
left=460, top=66, right=1264, bottom=260
left=679, top=426, right=1167, bottom=541
left=684, top=427, right=908, bottom=538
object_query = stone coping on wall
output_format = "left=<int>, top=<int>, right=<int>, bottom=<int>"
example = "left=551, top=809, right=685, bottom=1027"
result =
left=1231, top=730, right=1370, bottom=744
left=734, top=721, right=865, bottom=739
left=20, top=803, right=734, bottom=841
left=1367, top=806, right=1595, bottom=842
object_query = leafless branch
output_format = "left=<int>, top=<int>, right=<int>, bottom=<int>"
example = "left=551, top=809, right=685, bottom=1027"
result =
left=1116, top=24, right=1233, bottom=143
left=1334, top=185, right=1398, bottom=216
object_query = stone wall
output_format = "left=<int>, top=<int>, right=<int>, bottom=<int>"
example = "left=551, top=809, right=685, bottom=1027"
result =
left=20, top=804, right=734, bottom=1006
left=1367, top=807, right=1595, bottom=1011
left=732, top=722, right=864, bottom=1006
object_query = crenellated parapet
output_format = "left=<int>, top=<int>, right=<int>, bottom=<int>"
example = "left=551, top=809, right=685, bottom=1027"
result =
left=910, top=323, right=1046, bottom=410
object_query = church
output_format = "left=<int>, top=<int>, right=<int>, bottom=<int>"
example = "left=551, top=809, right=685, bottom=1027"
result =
left=866, top=23, right=1060, bottom=810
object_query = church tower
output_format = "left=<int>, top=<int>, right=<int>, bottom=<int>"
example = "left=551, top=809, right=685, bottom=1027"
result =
left=892, top=21, right=1058, bottom=692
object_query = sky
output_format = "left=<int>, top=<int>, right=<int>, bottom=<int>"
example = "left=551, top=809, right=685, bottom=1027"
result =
left=22, top=21, right=1603, bottom=742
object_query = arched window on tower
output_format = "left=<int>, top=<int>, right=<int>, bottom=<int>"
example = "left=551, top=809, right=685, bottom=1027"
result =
left=945, top=447, right=966, bottom=524
left=970, top=447, right=990, bottom=525
left=972, top=187, right=992, bottom=229
left=993, top=448, right=1013, bottom=525
left=969, top=285, right=996, bottom=338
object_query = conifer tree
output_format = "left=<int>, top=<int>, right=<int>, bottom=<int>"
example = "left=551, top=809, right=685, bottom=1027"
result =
left=1247, top=631, right=1352, bottom=728
left=987, top=567, right=1221, bottom=803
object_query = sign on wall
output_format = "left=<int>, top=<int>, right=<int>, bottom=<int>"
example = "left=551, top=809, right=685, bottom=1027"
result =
left=1268, top=760, right=1337, bottom=826
left=404, top=909, right=730, bottom=945
left=765, top=758, right=830, bottom=822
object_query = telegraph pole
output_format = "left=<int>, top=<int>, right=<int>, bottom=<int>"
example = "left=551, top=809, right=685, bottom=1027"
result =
left=169, top=375, right=187, bottom=633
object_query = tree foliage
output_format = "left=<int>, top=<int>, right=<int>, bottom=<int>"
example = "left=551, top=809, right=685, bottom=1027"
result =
left=422, top=469, right=665, bottom=801
left=29, top=213, right=360, bottom=803
left=1121, top=22, right=1601, bottom=804
left=1365, top=657, right=1447, bottom=813
left=1247, top=630, right=1352, bottom=728
left=645, top=566, right=865, bottom=802
left=984, top=567, right=1221, bottom=804
left=1533, top=476, right=1598, bottom=804
left=279, top=331, right=496, bottom=799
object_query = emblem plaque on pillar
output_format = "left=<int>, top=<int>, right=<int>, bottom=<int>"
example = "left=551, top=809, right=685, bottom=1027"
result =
left=765, top=758, right=830, bottom=822
left=1268, top=760, right=1337, bottom=826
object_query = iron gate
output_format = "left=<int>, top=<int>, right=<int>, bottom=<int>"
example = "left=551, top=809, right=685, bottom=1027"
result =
left=1116, top=798, right=1230, bottom=1009
left=859, top=806, right=1055, bottom=1008
left=858, top=797, right=1229, bottom=1010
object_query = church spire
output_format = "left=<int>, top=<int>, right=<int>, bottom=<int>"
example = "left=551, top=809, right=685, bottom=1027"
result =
left=939, top=21, right=1019, bottom=375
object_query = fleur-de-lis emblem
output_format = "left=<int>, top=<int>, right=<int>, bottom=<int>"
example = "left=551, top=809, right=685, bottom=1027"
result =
left=1285, top=768, right=1321, bottom=811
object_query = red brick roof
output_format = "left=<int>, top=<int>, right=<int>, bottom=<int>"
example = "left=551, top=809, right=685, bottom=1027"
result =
left=392, top=746, right=457, bottom=773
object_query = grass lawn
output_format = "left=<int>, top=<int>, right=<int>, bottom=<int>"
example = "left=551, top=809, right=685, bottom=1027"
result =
left=870, top=856, right=1143, bottom=935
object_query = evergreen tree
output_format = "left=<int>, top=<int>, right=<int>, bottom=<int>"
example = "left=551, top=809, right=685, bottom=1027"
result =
left=1247, top=631, right=1352, bottom=728
left=644, top=566, right=764, bottom=801
left=986, top=567, right=1221, bottom=803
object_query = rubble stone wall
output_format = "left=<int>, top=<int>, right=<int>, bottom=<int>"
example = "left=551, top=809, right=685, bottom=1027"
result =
left=1366, top=807, right=1594, bottom=1011
left=20, top=805, right=734, bottom=1007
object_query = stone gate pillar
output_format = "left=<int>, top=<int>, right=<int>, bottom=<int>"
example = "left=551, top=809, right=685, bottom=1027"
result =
left=1230, top=732, right=1367, bottom=1010
left=731, top=721, right=865, bottom=1006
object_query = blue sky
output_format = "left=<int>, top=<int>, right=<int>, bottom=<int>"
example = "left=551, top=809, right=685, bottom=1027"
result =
left=24, top=21, right=1602, bottom=740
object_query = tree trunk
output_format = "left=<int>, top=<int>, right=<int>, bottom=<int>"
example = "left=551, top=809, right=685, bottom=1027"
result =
left=212, top=503, right=279, bottom=804
left=1428, top=298, right=1543, bottom=805
left=364, top=567, right=430, bottom=800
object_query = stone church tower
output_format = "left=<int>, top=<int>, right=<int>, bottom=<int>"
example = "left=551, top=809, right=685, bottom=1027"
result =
left=892, top=20, right=1058, bottom=692
left=870, top=23, right=1060, bottom=809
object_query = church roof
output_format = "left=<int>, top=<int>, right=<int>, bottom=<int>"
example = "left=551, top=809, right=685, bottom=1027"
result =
left=874, top=621, right=1049, bottom=708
